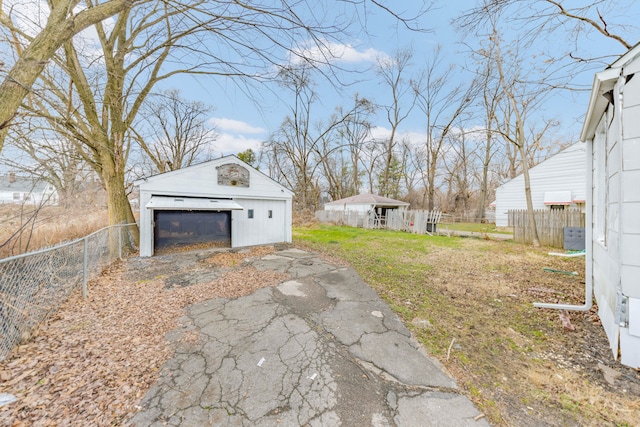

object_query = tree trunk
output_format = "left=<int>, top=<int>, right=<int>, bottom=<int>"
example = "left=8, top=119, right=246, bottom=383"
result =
left=100, top=151, right=139, bottom=248
left=0, top=0, right=136, bottom=150
left=476, top=129, right=492, bottom=221
left=518, top=141, right=539, bottom=247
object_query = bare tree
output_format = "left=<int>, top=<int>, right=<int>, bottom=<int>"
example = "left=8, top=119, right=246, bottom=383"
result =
left=459, top=0, right=634, bottom=54
left=413, top=47, right=478, bottom=210
left=472, top=40, right=503, bottom=221
left=0, top=0, right=147, bottom=148
left=8, top=0, right=418, bottom=242
left=361, top=138, right=386, bottom=195
left=340, top=96, right=375, bottom=197
left=1, top=127, right=88, bottom=209
left=375, top=49, right=416, bottom=198
left=265, top=66, right=374, bottom=210
left=314, top=96, right=375, bottom=201
left=478, top=28, right=561, bottom=246
left=134, top=89, right=217, bottom=175
left=0, top=1, right=429, bottom=154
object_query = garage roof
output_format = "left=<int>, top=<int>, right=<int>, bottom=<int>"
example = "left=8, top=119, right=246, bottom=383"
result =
left=146, top=196, right=244, bottom=211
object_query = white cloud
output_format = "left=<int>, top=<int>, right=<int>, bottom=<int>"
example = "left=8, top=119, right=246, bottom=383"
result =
left=209, top=117, right=266, bottom=134
left=369, top=126, right=426, bottom=146
left=289, top=40, right=386, bottom=66
left=369, top=125, right=391, bottom=141
left=214, top=133, right=263, bottom=155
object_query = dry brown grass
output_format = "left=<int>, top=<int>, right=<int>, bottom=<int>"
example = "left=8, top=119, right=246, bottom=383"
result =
left=292, top=208, right=319, bottom=227
left=0, top=205, right=109, bottom=258
left=0, top=246, right=288, bottom=426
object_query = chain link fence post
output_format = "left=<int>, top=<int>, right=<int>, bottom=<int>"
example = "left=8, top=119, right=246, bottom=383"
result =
left=0, top=223, right=137, bottom=362
left=82, top=237, right=88, bottom=299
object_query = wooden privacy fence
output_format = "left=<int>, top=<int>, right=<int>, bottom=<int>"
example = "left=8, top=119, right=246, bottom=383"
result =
left=508, top=209, right=585, bottom=247
left=316, top=209, right=443, bottom=235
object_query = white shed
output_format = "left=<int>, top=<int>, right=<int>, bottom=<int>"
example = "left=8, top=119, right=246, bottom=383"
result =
left=580, top=43, right=640, bottom=368
left=136, top=156, right=293, bottom=257
left=494, top=143, right=586, bottom=227
left=324, top=193, right=409, bottom=214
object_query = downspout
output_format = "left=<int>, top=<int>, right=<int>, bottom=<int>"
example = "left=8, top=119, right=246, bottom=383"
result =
left=533, top=138, right=593, bottom=312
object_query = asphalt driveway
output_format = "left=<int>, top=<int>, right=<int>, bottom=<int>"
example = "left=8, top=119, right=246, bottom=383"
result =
left=129, top=247, right=489, bottom=426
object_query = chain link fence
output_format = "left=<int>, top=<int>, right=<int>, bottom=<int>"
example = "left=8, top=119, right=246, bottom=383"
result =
left=0, top=224, right=137, bottom=362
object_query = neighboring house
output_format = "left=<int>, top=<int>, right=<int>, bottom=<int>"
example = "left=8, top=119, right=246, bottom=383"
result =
left=580, top=43, right=640, bottom=368
left=0, top=173, right=58, bottom=206
left=136, top=155, right=293, bottom=257
left=494, top=142, right=586, bottom=227
left=324, top=193, right=409, bottom=215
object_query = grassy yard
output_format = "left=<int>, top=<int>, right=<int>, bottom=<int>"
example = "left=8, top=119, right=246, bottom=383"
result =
left=294, top=224, right=640, bottom=427
left=440, top=221, right=512, bottom=235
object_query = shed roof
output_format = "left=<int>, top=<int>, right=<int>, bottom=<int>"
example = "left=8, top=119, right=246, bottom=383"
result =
left=0, top=175, right=51, bottom=193
left=325, top=193, right=409, bottom=207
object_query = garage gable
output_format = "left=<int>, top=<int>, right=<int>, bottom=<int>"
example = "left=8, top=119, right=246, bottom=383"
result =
left=136, top=156, right=293, bottom=200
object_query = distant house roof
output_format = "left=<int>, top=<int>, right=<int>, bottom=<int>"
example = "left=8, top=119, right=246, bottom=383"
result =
left=325, top=193, right=409, bottom=207
left=0, top=175, right=51, bottom=193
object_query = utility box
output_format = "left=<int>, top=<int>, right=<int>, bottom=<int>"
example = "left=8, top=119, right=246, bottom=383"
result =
left=563, top=227, right=585, bottom=251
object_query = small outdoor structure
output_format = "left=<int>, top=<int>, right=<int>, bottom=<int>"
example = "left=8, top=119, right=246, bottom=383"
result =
left=580, top=42, right=640, bottom=368
left=324, top=193, right=409, bottom=218
left=0, top=173, right=58, bottom=205
left=136, top=156, right=293, bottom=257
left=494, top=142, right=586, bottom=227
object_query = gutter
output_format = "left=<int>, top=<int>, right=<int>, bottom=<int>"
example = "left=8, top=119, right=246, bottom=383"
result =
left=534, top=128, right=594, bottom=312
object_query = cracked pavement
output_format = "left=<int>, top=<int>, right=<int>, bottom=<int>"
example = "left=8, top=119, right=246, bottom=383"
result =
left=130, top=248, right=489, bottom=426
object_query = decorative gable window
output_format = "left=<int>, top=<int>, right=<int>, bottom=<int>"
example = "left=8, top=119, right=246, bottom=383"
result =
left=217, top=163, right=250, bottom=187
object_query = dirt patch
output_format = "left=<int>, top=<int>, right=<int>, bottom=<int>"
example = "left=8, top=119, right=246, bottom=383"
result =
left=401, top=242, right=640, bottom=426
left=0, top=246, right=288, bottom=426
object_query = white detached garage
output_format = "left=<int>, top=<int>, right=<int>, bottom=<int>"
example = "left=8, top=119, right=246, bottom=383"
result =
left=136, top=156, right=293, bottom=257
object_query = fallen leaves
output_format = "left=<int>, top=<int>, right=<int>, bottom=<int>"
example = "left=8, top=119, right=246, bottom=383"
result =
left=559, top=310, right=576, bottom=332
left=0, top=246, right=288, bottom=426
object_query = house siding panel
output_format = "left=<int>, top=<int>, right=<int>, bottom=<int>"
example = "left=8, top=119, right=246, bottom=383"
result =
left=623, top=138, right=640, bottom=170
left=622, top=234, right=640, bottom=266
left=622, top=202, right=640, bottom=234
left=593, top=242, right=619, bottom=355
left=621, top=266, right=640, bottom=298
left=583, top=49, right=640, bottom=368
left=494, top=143, right=586, bottom=227
left=620, top=328, right=640, bottom=367
left=622, top=170, right=640, bottom=202
left=231, top=199, right=287, bottom=248
left=623, top=105, right=640, bottom=139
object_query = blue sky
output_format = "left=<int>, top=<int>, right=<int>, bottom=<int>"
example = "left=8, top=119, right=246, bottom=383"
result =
left=162, top=2, right=474, bottom=155
left=3, top=1, right=638, bottom=159
left=163, top=0, right=640, bottom=157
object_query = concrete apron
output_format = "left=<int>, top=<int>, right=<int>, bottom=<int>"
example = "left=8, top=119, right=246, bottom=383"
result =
left=130, top=248, right=489, bottom=426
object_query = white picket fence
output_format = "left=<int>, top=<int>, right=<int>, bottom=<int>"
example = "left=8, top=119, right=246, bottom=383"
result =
left=316, top=209, right=443, bottom=235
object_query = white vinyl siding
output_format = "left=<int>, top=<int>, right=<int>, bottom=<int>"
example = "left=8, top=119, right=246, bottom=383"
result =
left=494, top=143, right=586, bottom=227
left=137, top=156, right=293, bottom=257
